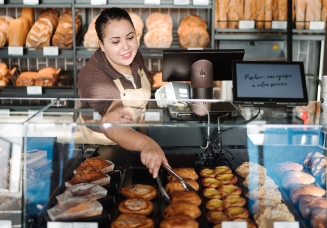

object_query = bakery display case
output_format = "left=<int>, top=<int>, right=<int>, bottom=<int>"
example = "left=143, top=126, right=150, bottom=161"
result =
left=0, top=98, right=323, bottom=227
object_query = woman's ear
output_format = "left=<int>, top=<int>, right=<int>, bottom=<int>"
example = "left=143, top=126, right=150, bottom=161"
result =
left=99, top=40, right=105, bottom=52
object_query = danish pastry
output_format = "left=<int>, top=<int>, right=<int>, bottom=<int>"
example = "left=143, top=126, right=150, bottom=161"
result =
left=167, top=167, right=198, bottom=181
left=201, top=177, right=222, bottom=188
left=159, top=215, right=198, bottom=228
left=111, top=213, right=154, bottom=228
left=118, top=198, right=154, bottom=215
left=203, top=188, right=223, bottom=199
left=206, top=198, right=224, bottom=211
left=200, top=168, right=216, bottom=178
left=224, top=207, right=249, bottom=219
left=223, top=195, right=246, bottom=208
left=120, top=184, right=158, bottom=200
left=213, top=166, right=232, bottom=175
left=218, top=185, right=242, bottom=197
left=215, top=173, right=238, bottom=185
left=165, top=179, right=199, bottom=194
left=206, top=210, right=230, bottom=225
left=169, top=191, right=202, bottom=206
left=162, top=202, right=201, bottom=219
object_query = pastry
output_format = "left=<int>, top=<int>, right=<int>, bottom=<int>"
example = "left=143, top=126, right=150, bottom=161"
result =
left=223, top=195, right=246, bottom=208
left=199, top=168, right=217, bottom=178
left=252, top=198, right=281, bottom=214
left=304, top=152, right=325, bottom=168
left=165, top=178, right=199, bottom=194
left=274, top=161, right=303, bottom=176
left=236, top=161, right=266, bottom=178
left=21, top=8, right=34, bottom=29
left=246, top=186, right=282, bottom=202
left=206, top=210, right=230, bottom=225
left=129, top=12, right=143, bottom=47
left=218, top=184, right=242, bottom=197
left=66, top=170, right=110, bottom=187
left=167, top=167, right=198, bottom=181
left=203, top=187, right=223, bottom=199
left=282, top=171, right=315, bottom=189
left=206, top=198, right=224, bottom=211
left=163, top=201, right=201, bottom=219
left=159, top=215, right=198, bottom=228
left=146, top=12, right=173, bottom=31
left=311, top=208, right=327, bottom=228
left=35, top=67, right=61, bottom=80
left=169, top=191, right=202, bottom=206
left=213, top=166, right=232, bottom=175
left=120, top=184, right=158, bottom=200
left=118, top=198, right=154, bottom=215
left=201, top=177, right=222, bottom=188
left=224, top=207, right=249, bottom=219
left=215, top=173, right=238, bottom=185
left=74, top=156, right=114, bottom=174
left=290, top=185, right=326, bottom=204
left=16, top=71, right=37, bottom=86
left=299, top=196, right=326, bottom=219
left=243, top=173, right=277, bottom=189
left=111, top=213, right=154, bottom=228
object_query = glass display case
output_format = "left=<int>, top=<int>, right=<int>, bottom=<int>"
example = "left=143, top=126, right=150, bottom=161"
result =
left=0, top=98, right=326, bottom=228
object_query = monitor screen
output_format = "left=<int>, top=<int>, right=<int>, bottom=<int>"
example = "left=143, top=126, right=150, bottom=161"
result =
left=232, top=61, right=308, bottom=107
left=162, top=49, right=245, bottom=81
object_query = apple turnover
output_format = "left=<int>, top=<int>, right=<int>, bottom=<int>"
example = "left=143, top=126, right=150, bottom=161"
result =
left=111, top=213, right=154, bottom=228
left=118, top=198, right=154, bottom=215
left=120, top=184, right=158, bottom=200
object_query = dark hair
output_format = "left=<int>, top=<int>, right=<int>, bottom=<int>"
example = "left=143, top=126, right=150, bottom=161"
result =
left=95, top=8, right=134, bottom=42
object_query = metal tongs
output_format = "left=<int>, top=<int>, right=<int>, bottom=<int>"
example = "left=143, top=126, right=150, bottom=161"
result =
left=156, top=176, right=171, bottom=204
left=161, top=163, right=195, bottom=191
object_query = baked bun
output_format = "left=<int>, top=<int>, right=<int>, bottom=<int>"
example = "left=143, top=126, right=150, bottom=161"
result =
left=224, top=207, right=249, bottom=219
left=120, top=184, right=158, bottom=200
left=118, top=198, right=154, bottom=215
left=213, top=166, right=232, bottom=175
left=201, top=177, right=221, bottom=188
left=167, top=167, right=198, bottom=181
left=160, top=215, right=198, bottom=228
left=282, top=171, right=315, bottom=190
left=111, top=213, right=154, bottom=228
left=218, top=184, right=242, bottom=197
left=169, top=191, right=202, bottom=206
left=275, top=161, right=303, bottom=176
left=206, top=198, right=224, bottom=211
left=177, top=14, right=209, bottom=48
left=16, top=71, right=37, bottom=86
left=162, top=201, right=201, bottom=219
left=223, top=195, right=246, bottom=208
left=206, top=210, right=230, bottom=225
left=290, top=185, right=326, bottom=204
left=165, top=178, right=199, bottom=194
left=203, top=187, right=223, bottom=199
left=215, top=173, right=238, bottom=185
left=146, top=12, right=173, bottom=31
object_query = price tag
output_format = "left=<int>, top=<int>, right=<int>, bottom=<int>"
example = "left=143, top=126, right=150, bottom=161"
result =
left=0, top=220, right=11, bottom=228
left=174, top=0, right=189, bottom=5
left=27, top=86, right=42, bottom=95
left=144, top=0, right=160, bottom=5
left=239, top=20, right=255, bottom=29
left=309, top=21, right=325, bottom=30
left=47, top=222, right=73, bottom=228
left=43, top=46, right=59, bottom=56
left=145, top=112, right=161, bottom=121
left=193, top=0, right=209, bottom=5
left=0, top=109, right=10, bottom=117
left=0, top=0, right=4, bottom=4
left=23, top=0, right=39, bottom=5
left=73, top=223, right=98, bottom=228
left=222, top=221, right=247, bottom=228
left=274, top=222, right=299, bottom=228
left=91, top=0, right=106, bottom=5
left=28, top=110, right=43, bottom=119
left=272, top=21, right=287, bottom=29
left=187, top=47, right=203, bottom=50
left=8, top=46, right=23, bottom=56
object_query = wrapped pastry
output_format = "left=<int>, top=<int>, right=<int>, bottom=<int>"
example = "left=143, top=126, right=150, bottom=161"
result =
left=206, top=198, right=224, bottom=211
left=162, top=201, right=201, bottom=219
left=118, top=198, right=154, bottom=215
left=203, top=187, right=223, bottom=199
left=120, top=184, right=158, bottom=200
left=281, top=171, right=315, bottom=189
left=65, top=170, right=110, bottom=187
left=169, top=191, right=202, bottom=206
left=201, top=177, right=222, bottom=188
left=48, top=198, right=102, bottom=221
left=111, top=213, right=154, bottom=228
left=160, top=215, right=198, bottom=228
left=165, top=178, right=199, bottom=194
left=290, top=185, right=326, bottom=204
left=56, top=183, right=107, bottom=203
left=215, top=173, right=238, bottom=185
left=74, top=156, right=114, bottom=174
left=167, top=167, right=198, bottom=181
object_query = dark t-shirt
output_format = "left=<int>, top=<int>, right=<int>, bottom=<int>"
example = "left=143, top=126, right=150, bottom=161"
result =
left=77, top=48, right=150, bottom=116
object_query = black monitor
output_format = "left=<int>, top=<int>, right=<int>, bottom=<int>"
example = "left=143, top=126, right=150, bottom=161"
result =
left=162, top=49, right=245, bottom=81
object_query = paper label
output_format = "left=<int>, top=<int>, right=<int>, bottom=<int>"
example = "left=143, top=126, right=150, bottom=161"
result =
left=0, top=221, right=11, bottom=228
left=193, top=0, right=209, bottom=5
left=274, top=222, right=300, bottom=228
left=8, top=46, right=23, bottom=56
left=27, top=86, right=42, bottom=95
left=222, top=221, right=247, bottom=228
left=73, top=223, right=98, bottom=228
left=43, top=46, right=59, bottom=56
left=0, top=109, right=10, bottom=117
left=145, top=112, right=161, bottom=121
left=144, top=0, right=160, bottom=4
left=91, top=0, right=106, bottom=5
left=47, top=222, right=73, bottom=228
left=309, top=21, right=325, bottom=30
left=23, top=0, right=39, bottom=5
left=272, top=21, right=287, bottom=29
left=0, top=0, right=4, bottom=4
left=174, top=0, right=189, bottom=4
left=239, top=20, right=255, bottom=29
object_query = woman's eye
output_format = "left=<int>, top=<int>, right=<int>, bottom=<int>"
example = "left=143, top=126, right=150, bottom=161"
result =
left=112, top=41, right=119, bottom=45
left=128, top=36, right=134, bottom=40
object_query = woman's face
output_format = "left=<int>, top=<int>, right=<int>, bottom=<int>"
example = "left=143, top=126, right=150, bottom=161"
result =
left=99, top=19, right=138, bottom=72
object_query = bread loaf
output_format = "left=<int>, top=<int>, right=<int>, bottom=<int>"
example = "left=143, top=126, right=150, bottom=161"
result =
left=16, top=71, right=37, bottom=86
left=0, top=15, right=13, bottom=23
left=295, top=0, right=306, bottom=29
left=216, top=0, right=229, bottom=29
left=146, top=12, right=173, bottom=31
left=256, top=0, right=265, bottom=28
left=37, top=8, right=59, bottom=30
left=228, top=0, right=243, bottom=29
left=0, top=30, right=6, bottom=48
left=322, top=0, right=327, bottom=27
left=129, top=12, right=144, bottom=47
left=52, top=9, right=82, bottom=48
left=21, top=8, right=34, bottom=29
left=0, top=18, right=9, bottom=44
left=244, top=0, right=255, bottom=20
left=8, top=17, right=30, bottom=46
left=265, top=0, right=273, bottom=28
left=26, top=18, right=53, bottom=48
left=83, top=15, right=99, bottom=50
left=281, top=171, right=315, bottom=189
left=290, top=185, right=326, bottom=204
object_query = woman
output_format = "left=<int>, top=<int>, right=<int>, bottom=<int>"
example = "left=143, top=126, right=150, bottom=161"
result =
left=77, top=7, right=169, bottom=178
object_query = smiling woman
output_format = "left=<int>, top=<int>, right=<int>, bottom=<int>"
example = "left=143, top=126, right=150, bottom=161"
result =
left=76, top=7, right=170, bottom=179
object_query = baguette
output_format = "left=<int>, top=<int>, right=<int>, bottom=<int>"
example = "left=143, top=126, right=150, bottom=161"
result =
left=217, top=0, right=229, bottom=29
left=8, top=17, right=30, bottom=46
left=21, top=8, right=34, bottom=29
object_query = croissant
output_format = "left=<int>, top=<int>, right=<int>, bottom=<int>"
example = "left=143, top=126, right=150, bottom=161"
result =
left=169, top=191, right=202, bottom=206
left=167, top=167, right=198, bottom=181
left=162, top=202, right=201, bottom=219
left=165, top=178, right=199, bottom=194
